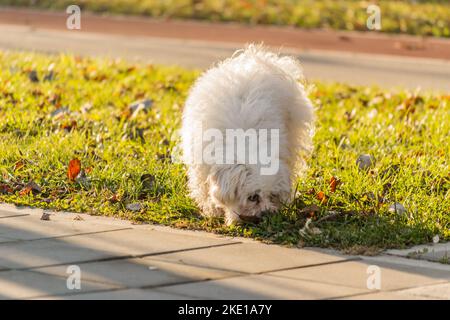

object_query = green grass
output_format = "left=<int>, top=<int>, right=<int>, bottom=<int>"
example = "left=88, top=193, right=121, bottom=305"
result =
left=2, top=0, right=450, bottom=38
left=0, top=50, right=449, bottom=253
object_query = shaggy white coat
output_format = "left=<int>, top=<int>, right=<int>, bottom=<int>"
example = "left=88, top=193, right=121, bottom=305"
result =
left=181, top=45, right=314, bottom=225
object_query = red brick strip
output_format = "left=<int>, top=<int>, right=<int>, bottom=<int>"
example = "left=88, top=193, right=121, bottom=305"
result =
left=0, top=6, right=449, bottom=60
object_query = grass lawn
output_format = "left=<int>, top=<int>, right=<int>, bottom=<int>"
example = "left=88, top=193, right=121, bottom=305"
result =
left=0, top=51, right=449, bottom=254
left=2, top=0, right=450, bottom=38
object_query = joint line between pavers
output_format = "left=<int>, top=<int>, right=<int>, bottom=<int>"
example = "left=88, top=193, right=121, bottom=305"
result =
left=329, top=279, right=450, bottom=300
left=134, top=241, right=242, bottom=259
left=0, top=227, right=133, bottom=246
left=0, top=214, right=30, bottom=219
left=0, top=241, right=242, bottom=273
left=27, top=284, right=199, bottom=300
left=254, top=257, right=362, bottom=275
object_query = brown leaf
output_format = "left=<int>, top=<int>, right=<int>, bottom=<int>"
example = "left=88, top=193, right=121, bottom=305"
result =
left=61, top=120, right=77, bottom=132
left=40, top=212, right=51, bottom=221
left=19, top=181, right=42, bottom=196
left=67, top=158, right=81, bottom=181
left=14, top=160, right=26, bottom=171
left=0, top=184, right=13, bottom=194
left=126, top=203, right=143, bottom=212
left=298, top=204, right=321, bottom=218
left=28, top=70, right=39, bottom=83
left=329, top=176, right=340, bottom=193
left=108, top=193, right=120, bottom=203
left=19, top=185, right=32, bottom=196
left=47, top=93, right=62, bottom=107
left=316, top=191, right=327, bottom=204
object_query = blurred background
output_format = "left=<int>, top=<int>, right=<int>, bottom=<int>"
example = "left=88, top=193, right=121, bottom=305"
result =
left=0, top=0, right=449, bottom=91
left=3, top=0, right=450, bottom=37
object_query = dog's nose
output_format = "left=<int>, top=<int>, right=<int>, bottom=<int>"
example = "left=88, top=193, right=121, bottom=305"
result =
left=238, top=214, right=262, bottom=224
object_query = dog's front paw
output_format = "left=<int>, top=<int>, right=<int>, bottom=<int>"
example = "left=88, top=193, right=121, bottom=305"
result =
left=225, top=211, right=241, bottom=226
left=203, top=204, right=224, bottom=218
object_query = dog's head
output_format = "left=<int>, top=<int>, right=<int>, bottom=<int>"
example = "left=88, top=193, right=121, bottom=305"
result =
left=208, top=164, right=291, bottom=224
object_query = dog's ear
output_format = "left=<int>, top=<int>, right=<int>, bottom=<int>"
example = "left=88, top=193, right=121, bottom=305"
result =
left=208, top=165, right=247, bottom=203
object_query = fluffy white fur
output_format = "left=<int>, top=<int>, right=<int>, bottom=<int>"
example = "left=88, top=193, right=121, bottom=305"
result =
left=181, top=45, right=314, bottom=225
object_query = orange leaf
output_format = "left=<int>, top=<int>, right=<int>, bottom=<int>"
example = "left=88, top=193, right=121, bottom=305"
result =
left=109, top=194, right=118, bottom=203
left=299, top=204, right=321, bottom=218
left=316, top=191, right=327, bottom=204
left=61, top=120, right=77, bottom=131
left=67, top=158, right=81, bottom=181
left=329, top=176, right=340, bottom=193
left=19, top=186, right=32, bottom=196
left=14, top=160, right=25, bottom=171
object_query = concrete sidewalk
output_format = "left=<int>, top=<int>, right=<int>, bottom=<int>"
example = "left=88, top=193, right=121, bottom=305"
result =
left=0, top=204, right=448, bottom=300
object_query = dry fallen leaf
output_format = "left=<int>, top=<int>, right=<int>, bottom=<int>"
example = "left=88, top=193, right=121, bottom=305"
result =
left=61, top=120, right=77, bottom=132
left=40, top=212, right=51, bottom=221
left=19, top=185, right=32, bottom=196
left=67, top=158, right=81, bottom=181
left=356, top=154, right=375, bottom=170
left=14, top=160, right=26, bottom=171
left=108, top=193, right=120, bottom=203
left=50, top=106, right=69, bottom=119
left=316, top=191, right=327, bottom=204
left=28, top=70, right=39, bottom=83
left=141, top=174, right=156, bottom=190
left=74, top=215, right=84, bottom=221
left=298, top=204, right=321, bottom=218
left=121, top=99, right=153, bottom=119
left=19, top=181, right=42, bottom=196
left=388, top=202, right=407, bottom=216
left=0, top=184, right=14, bottom=194
left=126, top=203, right=143, bottom=212
left=329, top=176, right=340, bottom=193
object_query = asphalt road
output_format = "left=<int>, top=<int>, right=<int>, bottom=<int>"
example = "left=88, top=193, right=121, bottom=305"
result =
left=0, top=24, right=449, bottom=92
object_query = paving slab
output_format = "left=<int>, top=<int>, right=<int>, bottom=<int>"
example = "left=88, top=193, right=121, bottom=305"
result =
left=28, top=257, right=239, bottom=288
left=0, top=204, right=134, bottom=227
left=387, top=243, right=450, bottom=264
left=337, top=292, right=428, bottom=300
left=0, top=228, right=239, bottom=270
left=0, top=269, right=118, bottom=299
left=267, top=259, right=450, bottom=292
left=158, top=274, right=366, bottom=299
left=0, top=211, right=131, bottom=243
left=38, top=288, right=193, bottom=300
left=0, top=204, right=448, bottom=299
left=150, top=242, right=352, bottom=274
left=396, top=283, right=450, bottom=300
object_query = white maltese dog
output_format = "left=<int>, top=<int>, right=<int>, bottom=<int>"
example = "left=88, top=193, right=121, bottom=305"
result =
left=181, top=44, right=314, bottom=225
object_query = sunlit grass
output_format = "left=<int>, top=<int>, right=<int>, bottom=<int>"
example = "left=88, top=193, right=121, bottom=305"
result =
left=0, top=50, right=448, bottom=253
